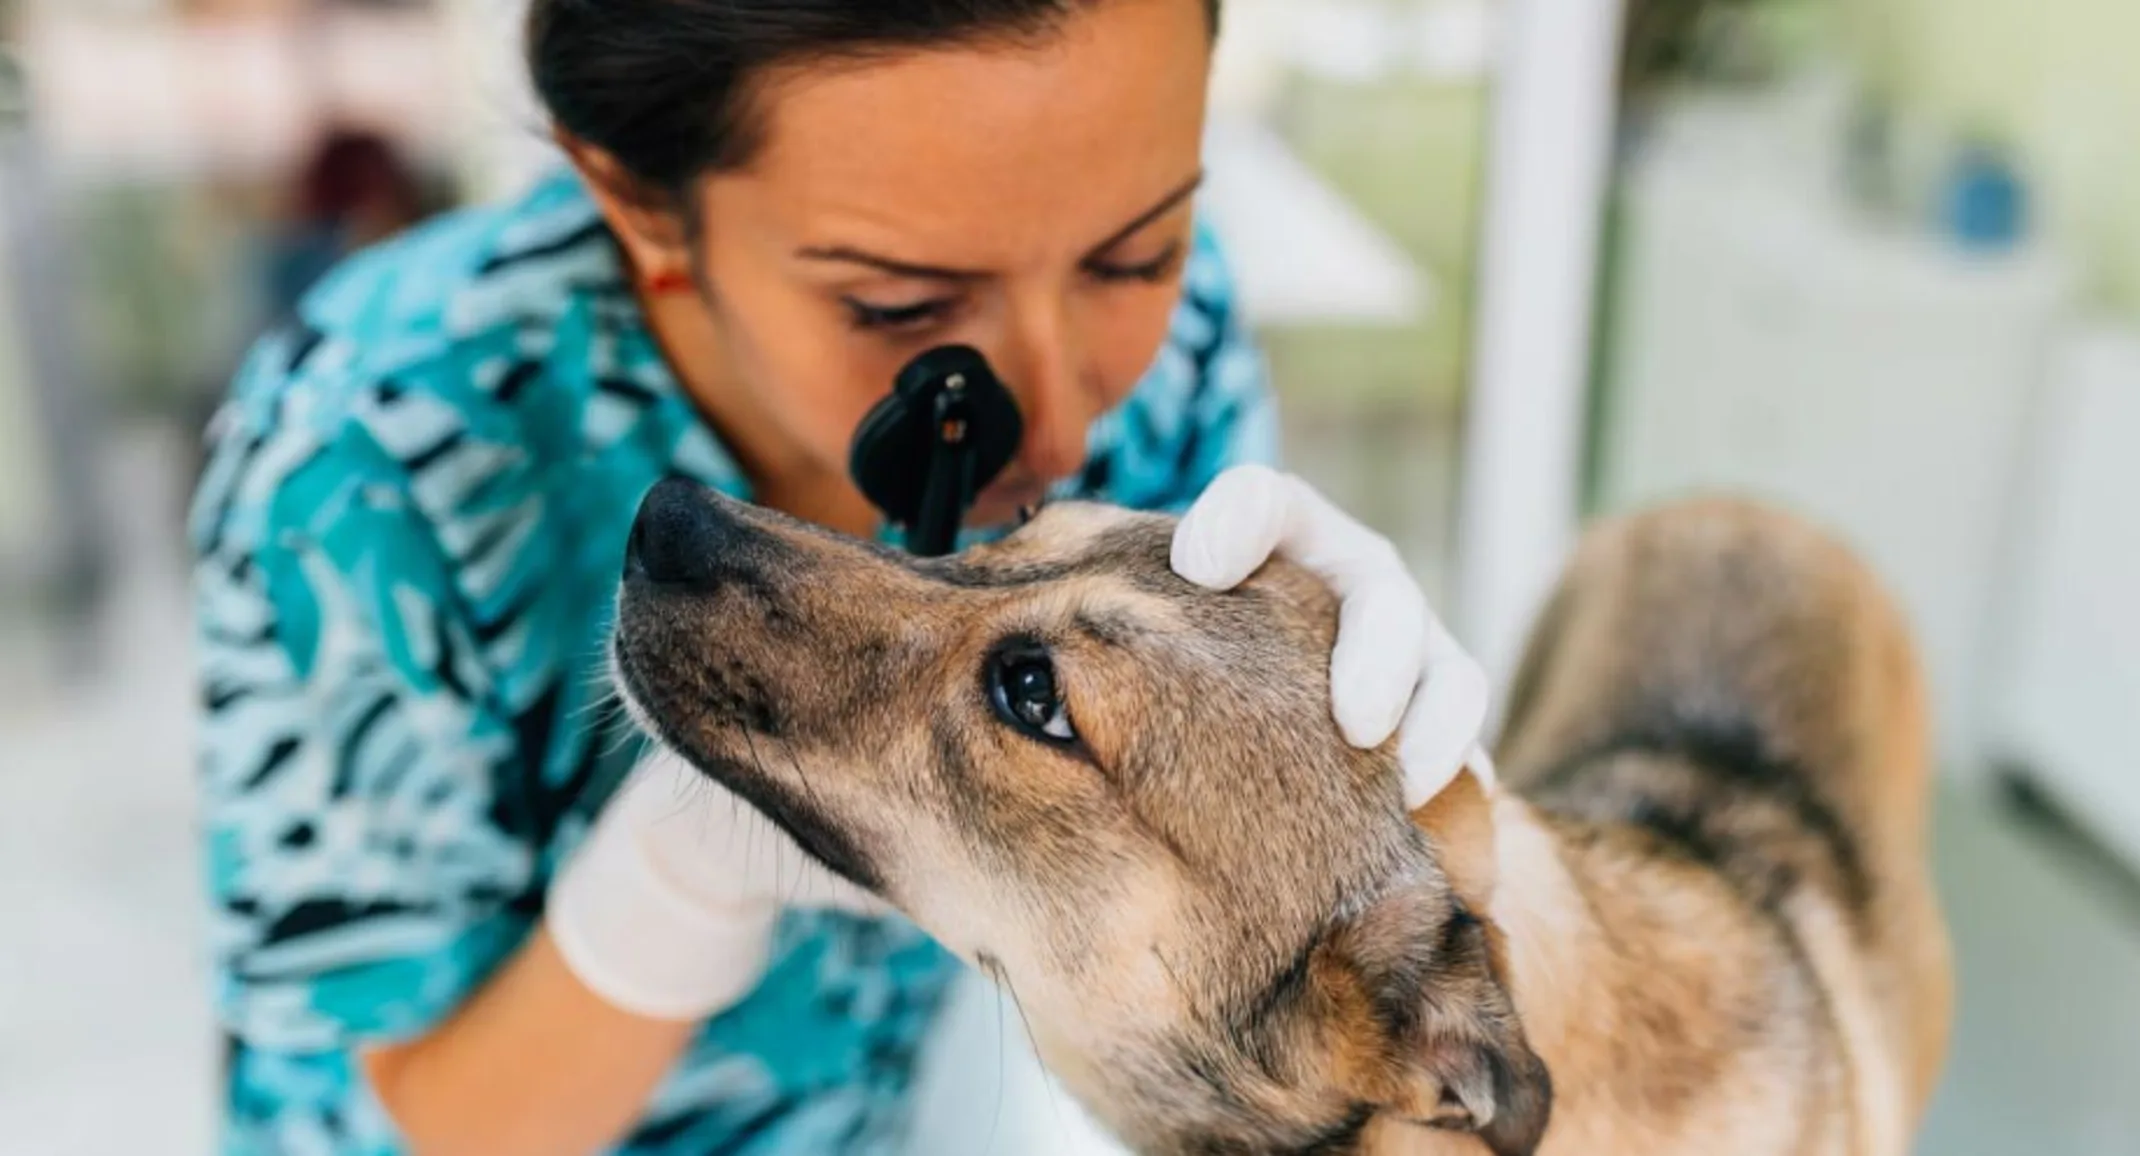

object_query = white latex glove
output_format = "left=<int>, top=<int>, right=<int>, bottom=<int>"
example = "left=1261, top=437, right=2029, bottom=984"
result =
left=1172, top=465, right=1496, bottom=809
left=548, top=751, right=889, bottom=1021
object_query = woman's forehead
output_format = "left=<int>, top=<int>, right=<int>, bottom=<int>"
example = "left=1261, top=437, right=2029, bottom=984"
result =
left=713, top=0, right=1212, bottom=256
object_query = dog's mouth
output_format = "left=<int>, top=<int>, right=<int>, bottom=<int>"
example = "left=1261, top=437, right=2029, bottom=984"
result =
left=611, top=636, right=886, bottom=894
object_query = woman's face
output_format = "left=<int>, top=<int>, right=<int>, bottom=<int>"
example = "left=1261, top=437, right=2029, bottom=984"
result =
left=603, top=0, right=1213, bottom=526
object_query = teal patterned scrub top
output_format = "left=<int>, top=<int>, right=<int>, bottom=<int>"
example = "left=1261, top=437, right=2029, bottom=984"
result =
left=189, top=168, right=1278, bottom=1154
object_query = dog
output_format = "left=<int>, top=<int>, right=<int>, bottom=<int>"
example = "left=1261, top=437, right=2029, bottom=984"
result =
left=611, top=477, right=1952, bottom=1155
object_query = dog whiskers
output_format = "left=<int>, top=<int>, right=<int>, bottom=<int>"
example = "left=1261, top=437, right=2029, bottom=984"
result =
left=987, top=951, right=1009, bottom=1154
left=595, top=695, right=647, bottom=761
left=746, top=734, right=814, bottom=905
left=599, top=723, right=644, bottom=762
left=979, top=952, right=1064, bottom=1132
left=567, top=680, right=626, bottom=724
left=776, top=736, right=834, bottom=828
left=736, top=728, right=799, bottom=904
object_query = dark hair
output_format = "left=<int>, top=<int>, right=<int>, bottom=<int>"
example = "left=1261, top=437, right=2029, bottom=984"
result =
left=294, top=126, right=423, bottom=224
left=528, top=0, right=1220, bottom=195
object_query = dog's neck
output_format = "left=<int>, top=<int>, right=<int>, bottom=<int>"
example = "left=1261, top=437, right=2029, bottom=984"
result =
left=1480, top=795, right=1592, bottom=1076
left=1364, top=796, right=1608, bottom=1155
left=1375, top=794, right=1839, bottom=1155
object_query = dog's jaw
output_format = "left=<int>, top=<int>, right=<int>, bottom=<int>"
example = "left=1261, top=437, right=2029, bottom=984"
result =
left=607, top=636, right=889, bottom=894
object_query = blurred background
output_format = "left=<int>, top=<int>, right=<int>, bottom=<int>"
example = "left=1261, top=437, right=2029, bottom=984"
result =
left=2, top=0, right=2136, bottom=1152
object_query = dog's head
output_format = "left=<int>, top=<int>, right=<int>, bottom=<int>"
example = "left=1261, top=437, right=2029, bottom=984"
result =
left=613, top=478, right=1549, bottom=1155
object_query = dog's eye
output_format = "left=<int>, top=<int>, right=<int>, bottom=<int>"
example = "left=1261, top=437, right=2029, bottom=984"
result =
left=989, top=648, right=1076, bottom=744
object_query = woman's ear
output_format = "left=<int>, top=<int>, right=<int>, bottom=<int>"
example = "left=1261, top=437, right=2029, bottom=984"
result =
left=558, top=133, right=695, bottom=282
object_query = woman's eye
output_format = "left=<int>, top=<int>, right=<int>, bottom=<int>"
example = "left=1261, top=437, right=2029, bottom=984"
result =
left=1086, top=240, right=1185, bottom=285
left=843, top=297, right=954, bottom=332
left=989, top=649, right=1076, bottom=744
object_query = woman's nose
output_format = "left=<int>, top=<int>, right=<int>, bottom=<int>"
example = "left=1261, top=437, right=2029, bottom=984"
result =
left=1000, top=310, right=1098, bottom=484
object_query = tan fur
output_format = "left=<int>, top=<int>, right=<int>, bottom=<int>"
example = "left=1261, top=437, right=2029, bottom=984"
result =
left=612, top=482, right=1951, bottom=1155
left=1490, top=499, right=1952, bottom=1155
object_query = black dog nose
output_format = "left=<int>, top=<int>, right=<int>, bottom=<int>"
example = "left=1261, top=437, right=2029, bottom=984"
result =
left=625, top=477, right=747, bottom=589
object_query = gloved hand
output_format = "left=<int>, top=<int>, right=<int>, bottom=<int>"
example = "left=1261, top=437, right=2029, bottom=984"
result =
left=1172, top=465, right=1495, bottom=809
left=548, top=751, right=889, bottom=1021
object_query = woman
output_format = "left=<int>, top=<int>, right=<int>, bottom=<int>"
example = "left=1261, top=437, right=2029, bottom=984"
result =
left=189, top=1, right=1489, bottom=1152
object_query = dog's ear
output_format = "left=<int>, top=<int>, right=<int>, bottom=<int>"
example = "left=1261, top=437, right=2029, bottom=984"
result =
left=1318, top=873, right=1552, bottom=1156
left=1411, top=765, right=1498, bottom=914
left=1386, top=993, right=1553, bottom=1156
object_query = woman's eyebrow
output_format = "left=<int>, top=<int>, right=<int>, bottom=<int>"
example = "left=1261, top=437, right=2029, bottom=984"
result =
left=1083, top=171, right=1204, bottom=258
left=792, top=171, right=1204, bottom=280
left=793, top=247, right=991, bottom=282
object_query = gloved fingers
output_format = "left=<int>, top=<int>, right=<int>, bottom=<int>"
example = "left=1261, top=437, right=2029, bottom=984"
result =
left=611, top=749, right=713, bottom=828
left=1463, top=744, right=1499, bottom=794
left=1266, top=472, right=1408, bottom=599
left=629, top=752, right=894, bottom=918
left=1174, top=465, right=1407, bottom=598
left=720, top=786, right=895, bottom=917
left=1395, top=655, right=1493, bottom=810
left=1172, top=465, right=1493, bottom=810
left=1330, top=571, right=1431, bottom=747
left=1171, top=464, right=1293, bottom=590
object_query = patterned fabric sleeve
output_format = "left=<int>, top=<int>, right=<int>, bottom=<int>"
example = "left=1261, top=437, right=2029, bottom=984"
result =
left=190, top=333, right=537, bottom=1055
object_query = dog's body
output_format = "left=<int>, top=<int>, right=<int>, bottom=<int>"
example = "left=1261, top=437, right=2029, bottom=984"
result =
left=614, top=481, right=1951, bottom=1155
left=1382, top=500, right=1953, bottom=1154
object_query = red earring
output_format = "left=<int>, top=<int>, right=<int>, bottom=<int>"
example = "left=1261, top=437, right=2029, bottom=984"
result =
left=644, top=268, right=693, bottom=295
